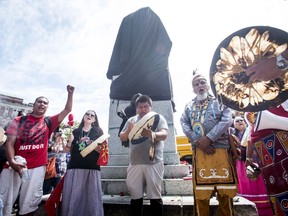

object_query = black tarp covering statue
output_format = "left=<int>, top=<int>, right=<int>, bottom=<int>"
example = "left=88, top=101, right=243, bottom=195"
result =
left=106, top=7, right=174, bottom=105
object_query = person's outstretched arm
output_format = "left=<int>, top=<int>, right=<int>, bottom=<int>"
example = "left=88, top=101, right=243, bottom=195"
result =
left=58, top=85, right=75, bottom=123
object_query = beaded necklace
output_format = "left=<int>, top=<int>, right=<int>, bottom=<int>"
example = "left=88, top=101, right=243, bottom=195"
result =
left=190, top=96, right=211, bottom=126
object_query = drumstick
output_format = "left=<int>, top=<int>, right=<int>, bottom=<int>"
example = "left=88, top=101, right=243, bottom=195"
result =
left=149, top=132, right=156, bottom=161
left=80, top=134, right=110, bottom=157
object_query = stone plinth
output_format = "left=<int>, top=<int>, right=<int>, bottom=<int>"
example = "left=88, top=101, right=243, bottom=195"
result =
left=106, top=99, right=180, bottom=164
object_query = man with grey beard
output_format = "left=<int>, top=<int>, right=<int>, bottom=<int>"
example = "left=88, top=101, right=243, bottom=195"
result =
left=180, top=73, right=237, bottom=216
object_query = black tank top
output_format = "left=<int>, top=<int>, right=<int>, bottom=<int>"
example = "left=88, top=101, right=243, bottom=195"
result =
left=67, top=127, right=103, bottom=170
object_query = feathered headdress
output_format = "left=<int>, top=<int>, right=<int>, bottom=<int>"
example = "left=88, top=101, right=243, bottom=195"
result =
left=192, top=68, right=206, bottom=85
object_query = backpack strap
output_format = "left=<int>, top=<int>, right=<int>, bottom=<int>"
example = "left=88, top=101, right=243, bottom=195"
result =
left=19, top=115, right=51, bottom=131
left=44, top=117, right=51, bottom=131
left=19, top=115, right=27, bottom=126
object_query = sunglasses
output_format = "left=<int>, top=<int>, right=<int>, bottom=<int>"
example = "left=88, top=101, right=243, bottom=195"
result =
left=85, top=113, right=95, bottom=117
left=235, top=119, right=244, bottom=122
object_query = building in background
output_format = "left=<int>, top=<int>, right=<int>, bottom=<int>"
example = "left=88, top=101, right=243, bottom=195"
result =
left=0, top=92, right=33, bottom=128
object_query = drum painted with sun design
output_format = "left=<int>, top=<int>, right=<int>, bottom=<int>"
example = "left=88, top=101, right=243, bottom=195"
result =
left=210, top=26, right=288, bottom=112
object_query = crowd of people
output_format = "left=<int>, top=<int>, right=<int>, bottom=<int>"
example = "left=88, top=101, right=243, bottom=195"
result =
left=0, top=48, right=287, bottom=216
left=43, top=128, right=68, bottom=196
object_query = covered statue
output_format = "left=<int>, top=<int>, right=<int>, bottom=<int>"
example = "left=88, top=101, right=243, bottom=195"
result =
left=106, top=7, right=174, bottom=104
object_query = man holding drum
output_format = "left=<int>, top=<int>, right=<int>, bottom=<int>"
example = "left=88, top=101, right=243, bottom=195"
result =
left=180, top=73, right=237, bottom=216
left=120, top=95, right=168, bottom=216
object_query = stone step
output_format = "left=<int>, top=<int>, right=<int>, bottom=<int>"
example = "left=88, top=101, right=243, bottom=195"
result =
left=101, top=178, right=193, bottom=195
left=101, top=164, right=191, bottom=179
left=103, top=195, right=259, bottom=216
left=107, top=153, right=181, bottom=166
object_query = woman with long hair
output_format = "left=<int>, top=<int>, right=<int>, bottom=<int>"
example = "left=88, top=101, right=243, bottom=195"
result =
left=61, top=110, right=104, bottom=216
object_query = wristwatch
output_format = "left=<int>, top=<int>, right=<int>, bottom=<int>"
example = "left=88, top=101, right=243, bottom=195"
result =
left=276, top=54, right=288, bottom=71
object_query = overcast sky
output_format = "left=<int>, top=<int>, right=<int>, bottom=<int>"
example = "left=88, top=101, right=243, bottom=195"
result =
left=0, top=0, right=287, bottom=133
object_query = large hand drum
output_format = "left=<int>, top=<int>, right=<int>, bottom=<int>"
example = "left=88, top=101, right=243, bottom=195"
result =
left=128, top=111, right=160, bottom=145
left=0, top=128, right=7, bottom=146
left=210, top=26, right=288, bottom=112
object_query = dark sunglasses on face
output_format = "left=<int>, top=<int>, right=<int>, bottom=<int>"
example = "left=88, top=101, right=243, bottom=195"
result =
left=235, top=119, right=244, bottom=122
left=85, top=113, right=95, bottom=117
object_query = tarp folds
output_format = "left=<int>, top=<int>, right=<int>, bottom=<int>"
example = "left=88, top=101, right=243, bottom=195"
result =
left=106, top=7, right=174, bottom=101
